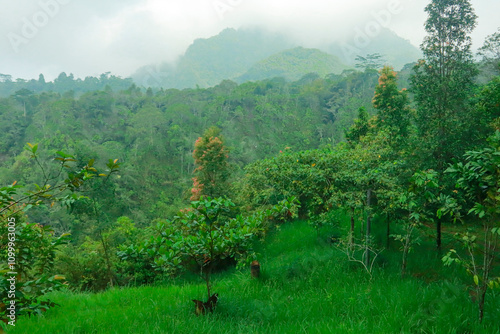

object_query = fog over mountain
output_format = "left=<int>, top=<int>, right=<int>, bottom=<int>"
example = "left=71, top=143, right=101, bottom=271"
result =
left=131, top=26, right=421, bottom=89
left=0, top=0, right=498, bottom=81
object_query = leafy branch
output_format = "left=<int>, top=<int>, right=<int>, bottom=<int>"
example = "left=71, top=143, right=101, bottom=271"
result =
left=0, top=143, right=120, bottom=217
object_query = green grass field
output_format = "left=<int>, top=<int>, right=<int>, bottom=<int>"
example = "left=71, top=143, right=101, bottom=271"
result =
left=4, top=219, right=500, bottom=333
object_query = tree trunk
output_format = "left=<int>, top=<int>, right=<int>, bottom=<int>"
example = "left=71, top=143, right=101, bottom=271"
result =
left=180, top=151, right=183, bottom=177
left=401, top=236, right=409, bottom=278
left=349, top=207, right=355, bottom=248
left=100, top=233, right=114, bottom=288
left=401, top=253, right=407, bottom=278
left=386, top=215, right=391, bottom=248
left=478, top=286, right=486, bottom=322
left=365, top=189, right=372, bottom=268
left=436, top=217, right=442, bottom=251
left=205, top=268, right=212, bottom=300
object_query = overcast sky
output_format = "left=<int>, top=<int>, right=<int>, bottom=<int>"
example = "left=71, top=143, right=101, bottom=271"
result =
left=1, top=0, right=498, bottom=81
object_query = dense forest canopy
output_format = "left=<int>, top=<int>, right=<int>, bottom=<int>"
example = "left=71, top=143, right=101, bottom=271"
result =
left=0, top=69, right=383, bottom=231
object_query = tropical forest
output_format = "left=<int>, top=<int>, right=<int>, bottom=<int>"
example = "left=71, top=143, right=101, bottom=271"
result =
left=1, top=0, right=500, bottom=333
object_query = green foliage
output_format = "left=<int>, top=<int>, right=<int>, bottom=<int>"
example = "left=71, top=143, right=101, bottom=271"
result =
left=345, top=107, right=370, bottom=143
left=152, top=197, right=263, bottom=299
left=0, top=219, right=70, bottom=279
left=372, top=66, right=412, bottom=149
left=409, top=170, right=442, bottom=220
left=444, top=131, right=500, bottom=321
left=119, top=197, right=299, bottom=298
left=478, top=27, right=500, bottom=76
left=56, top=216, right=138, bottom=291
left=238, top=47, right=348, bottom=83
left=476, top=74, right=500, bottom=133
left=0, top=72, right=134, bottom=98
left=242, top=131, right=402, bottom=225
left=265, top=196, right=301, bottom=224
left=56, top=241, right=111, bottom=292
left=0, top=144, right=120, bottom=218
left=447, top=131, right=500, bottom=216
left=0, top=209, right=69, bottom=322
left=0, top=145, right=120, bottom=324
left=191, top=127, right=230, bottom=201
left=118, top=197, right=264, bottom=297
left=0, top=275, right=65, bottom=323
left=241, top=147, right=345, bottom=217
left=388, top=171, right=446, bottom=277
left=308, top=209, right=338, bottom=236
left=411, top=0, right=479, bottom=171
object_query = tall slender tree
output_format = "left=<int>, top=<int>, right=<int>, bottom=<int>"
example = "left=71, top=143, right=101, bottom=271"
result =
left=410, top=0, right=477, bottom=249
left=411, top=0, right=477, bottom=168
left=478, top=27, right=500, bottom=75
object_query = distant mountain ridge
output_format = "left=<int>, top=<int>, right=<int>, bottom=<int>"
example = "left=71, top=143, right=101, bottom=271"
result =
left=327, top=28, right=422, bottom=70
left=132, top=27, right=421, bottom=89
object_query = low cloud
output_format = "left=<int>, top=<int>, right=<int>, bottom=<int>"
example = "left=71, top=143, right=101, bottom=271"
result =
left=0, top=0, right=497, bottom=80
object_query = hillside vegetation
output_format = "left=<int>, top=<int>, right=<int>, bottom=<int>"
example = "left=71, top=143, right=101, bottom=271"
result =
left=1, top=2, right=500, bottom=332
left=237, top=47, right=349, bottom=83
left=0, top=70, right=380, bottom=234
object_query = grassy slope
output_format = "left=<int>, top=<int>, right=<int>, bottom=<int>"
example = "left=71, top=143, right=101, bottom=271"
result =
left=5, top=219, right=500, bottom=334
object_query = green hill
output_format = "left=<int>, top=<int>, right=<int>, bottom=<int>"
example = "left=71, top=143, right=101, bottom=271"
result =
left=237, top=47, right=350, bottom=83
left=132, top=28, right=294, bottom=89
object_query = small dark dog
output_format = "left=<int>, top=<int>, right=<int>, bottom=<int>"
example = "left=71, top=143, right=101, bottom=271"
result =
left=192, top=293, right=218, bottom=315
left=251, top=260, right=260, bottom=278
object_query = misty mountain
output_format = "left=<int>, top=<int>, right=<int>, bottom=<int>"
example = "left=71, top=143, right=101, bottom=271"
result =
left=328, top=28, right=421, bottom=70
left=132, top=28, right=295, bottom=89
left=237, top=47, right=349, bottom=83
left=132, top=27, right=420, bottom=90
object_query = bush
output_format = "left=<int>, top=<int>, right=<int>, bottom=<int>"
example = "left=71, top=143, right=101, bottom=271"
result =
left=0, top=209, right=69, bottom=323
